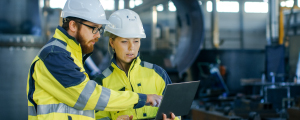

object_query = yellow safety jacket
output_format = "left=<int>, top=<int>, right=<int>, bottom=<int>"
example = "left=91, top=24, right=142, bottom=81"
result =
left=27, top=26, right=147, bottom=120
left=95, top=54, right=180, bottom=120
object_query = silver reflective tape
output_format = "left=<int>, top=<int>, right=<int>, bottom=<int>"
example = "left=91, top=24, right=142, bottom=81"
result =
left=30, top=103, right=94, bottom=118
left=95, top=87, right=111, bottom=111
left=102, top=68, right=112, bottom=77
left=144, top=62, right=153, bottom=69
left=97, top=117, right=111, bottom=120
left=38, top=40, right=67, bottom=56
left=74, top=80, right=97, bottom=110
left=28, top=106, right=36, bottom=116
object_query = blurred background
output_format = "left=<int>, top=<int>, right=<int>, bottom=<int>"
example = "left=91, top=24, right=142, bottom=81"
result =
left=1, top=0, right=300, bottom=119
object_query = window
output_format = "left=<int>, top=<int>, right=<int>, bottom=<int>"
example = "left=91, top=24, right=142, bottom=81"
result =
left=40, top=0, right=44, bottom=8
left=135, top=0, right=143, bottom=6
left=130, top=0, right=143, bottom=8
left=100, top=0, right=115, bottom=10
left=169, top=1, right=176, bottom=11
left=157, top=4, right=164, bottom=11
left=50, top=0, right=67, bottom=9
left=119, top=0, right=124, bottom=9
left=280, top=0, right=294, bottom=7
left=245, top=2, right=268, bottom=13
left=207, top=1, right=239, bottom=13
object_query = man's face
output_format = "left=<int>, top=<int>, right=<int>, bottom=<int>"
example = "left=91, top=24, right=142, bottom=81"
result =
left=75, top=21, right=102, bottom=54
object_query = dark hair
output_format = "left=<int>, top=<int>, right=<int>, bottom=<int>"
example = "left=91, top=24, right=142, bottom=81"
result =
left=62, top=17, right=87, bottom=31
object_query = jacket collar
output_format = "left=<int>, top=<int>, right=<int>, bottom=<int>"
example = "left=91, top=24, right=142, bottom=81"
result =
left=111, top=52, right=141, bottom=71
left=53, top=26, right=92, bottom=63
left=53, top=26, right=81, bottom=52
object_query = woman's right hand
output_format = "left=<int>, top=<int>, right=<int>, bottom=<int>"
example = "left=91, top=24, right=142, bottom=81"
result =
left=146, top=94, right=162, bottom=107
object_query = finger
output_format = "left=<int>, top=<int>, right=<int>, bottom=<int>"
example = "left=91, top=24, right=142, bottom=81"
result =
left=171, top=113, right=175, bottom=119
left=158, top=95, right=163, bottom=99
left=151, top=100, right=157, bottom=107
left=129, top=115, right=133, bottom=120
left=125, top=115, right=130, bottom=120
left=162, top=113, right=167, bottom=120
left=156, top=98, right=161, bottom=107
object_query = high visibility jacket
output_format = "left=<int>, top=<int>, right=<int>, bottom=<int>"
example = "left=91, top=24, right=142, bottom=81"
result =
left=95, top=55, right=180, bottom=120
left=27, top=26, right=147, bottom=120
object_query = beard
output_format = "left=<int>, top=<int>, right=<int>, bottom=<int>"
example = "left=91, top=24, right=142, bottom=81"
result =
left=76, top=31, right=97, bottom=54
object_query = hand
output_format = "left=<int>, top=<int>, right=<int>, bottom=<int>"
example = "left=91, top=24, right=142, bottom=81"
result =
left=146, top=94, right=162, bottom=107
left=163, top=113, right=176, bottom=120
left=116, top=115, right=133, bottom=120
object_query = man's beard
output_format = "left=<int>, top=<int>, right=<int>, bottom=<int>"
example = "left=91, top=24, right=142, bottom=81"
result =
left=76, top=32, right=96, bottom=54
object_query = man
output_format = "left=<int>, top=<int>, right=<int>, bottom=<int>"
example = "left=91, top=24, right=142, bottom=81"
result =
left=26, top=0, right=161, bottom=120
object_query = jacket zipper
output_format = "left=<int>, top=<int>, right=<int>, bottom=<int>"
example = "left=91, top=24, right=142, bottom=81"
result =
left=116, top=59, right=139, bottom=119
left=128, top=61, right=139, bottom=119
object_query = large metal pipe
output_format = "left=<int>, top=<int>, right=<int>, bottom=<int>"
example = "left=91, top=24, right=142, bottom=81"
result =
left=171, top=0, right=205, bottom=75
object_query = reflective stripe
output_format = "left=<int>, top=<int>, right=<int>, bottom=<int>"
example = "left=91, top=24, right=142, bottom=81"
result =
left=28, top=103, right=94, bottom=118
left=102, top=68, right=112, bottom=77
left=95, top=87, right=111, bottom=111
left=38, top=39, right=66, bottom=56
left=144, top=62, right=153, bottom=69
left=97, top=117, right=111, bottom=120
left=28, top=106, right=37, bottom=116
left=74, top=80, right=96, bottom=110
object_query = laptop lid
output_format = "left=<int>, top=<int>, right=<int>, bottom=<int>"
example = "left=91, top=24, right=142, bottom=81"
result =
left=154, top=81, right=200, bottom=120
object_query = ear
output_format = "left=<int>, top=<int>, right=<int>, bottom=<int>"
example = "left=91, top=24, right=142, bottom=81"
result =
left=69, top=20, right=78, bottom=32
left=109, top=38, right=114, bottom=49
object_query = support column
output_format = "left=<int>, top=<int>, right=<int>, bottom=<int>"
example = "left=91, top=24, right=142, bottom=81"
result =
left=151, top=6, right=157, bottom=51
left=163, top=1, right=169, bottom=12
left=115, top=0, right=119, bottom=10
left=124, top=0, right=130, bottom=9
left=239, top=0, right=244, bottom=49
left=268, top=0, right=279, bottom=45
left=211, top=0, right=219, bottom=49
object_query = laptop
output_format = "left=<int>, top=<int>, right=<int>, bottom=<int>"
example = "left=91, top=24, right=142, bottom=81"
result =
left=138, top=81, right=200, bottom=120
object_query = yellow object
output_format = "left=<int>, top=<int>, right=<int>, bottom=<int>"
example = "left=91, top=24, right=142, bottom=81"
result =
left=27, top=26, right=147, bottom=120
left=279, top=5, right=300, bottom=45
left=95, top=55, right=180, bottom=120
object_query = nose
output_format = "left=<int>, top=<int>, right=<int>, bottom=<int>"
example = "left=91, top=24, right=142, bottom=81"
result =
left=94, top=32, right=101, bottom=39
left=129, top=41, right=134, bottom=51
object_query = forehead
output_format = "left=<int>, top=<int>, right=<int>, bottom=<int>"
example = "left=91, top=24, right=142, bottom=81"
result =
left=116, top=37, right=141, bottom=40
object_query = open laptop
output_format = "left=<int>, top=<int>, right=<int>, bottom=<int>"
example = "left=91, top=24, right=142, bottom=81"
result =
left=138, top=81, right=200, bottom=120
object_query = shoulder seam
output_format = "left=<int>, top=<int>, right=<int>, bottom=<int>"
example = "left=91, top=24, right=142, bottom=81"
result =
left=38, top=39, right=68, bottom=60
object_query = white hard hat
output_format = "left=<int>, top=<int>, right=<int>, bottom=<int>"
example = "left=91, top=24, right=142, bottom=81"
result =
left=105, top=9, right=146, bottom=38
left=61, top=0, right=110, bottom=25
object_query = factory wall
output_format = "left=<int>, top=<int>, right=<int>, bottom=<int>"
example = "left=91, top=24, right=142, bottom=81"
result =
left=135, top=5, right=268, bottom=50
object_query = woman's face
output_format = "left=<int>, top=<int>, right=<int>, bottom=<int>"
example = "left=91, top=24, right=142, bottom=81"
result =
left=110, top=37, right=141, bottom=64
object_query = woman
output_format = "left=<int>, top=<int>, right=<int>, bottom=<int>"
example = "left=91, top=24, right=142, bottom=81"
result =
left=95, top=9, right=179, bottom=120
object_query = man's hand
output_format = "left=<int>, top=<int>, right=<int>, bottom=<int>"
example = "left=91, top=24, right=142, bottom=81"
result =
left=146, top=94, right=162, bottom=107
left=116, top=115, right=133, bottom=120
left=163, top=113, right=176, bottom=120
